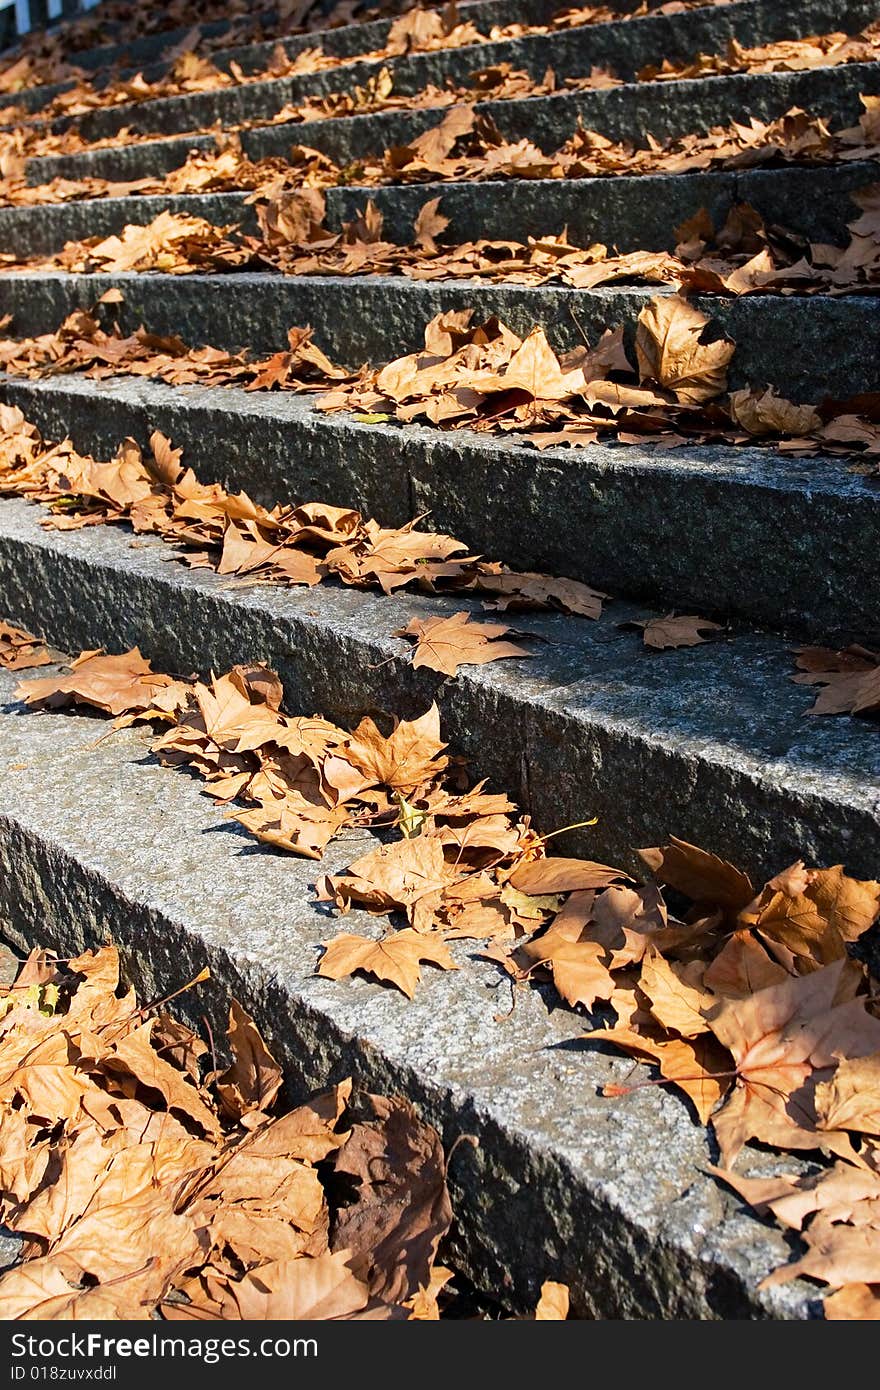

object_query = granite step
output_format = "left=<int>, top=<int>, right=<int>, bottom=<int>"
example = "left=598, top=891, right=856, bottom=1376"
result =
left=1, top=370, right=876, bottom=646
left=24, top=59, right=880, bottom=191
left=0, top=269, right=875, bottom=401
left=11, top=0, right=877, bottom=147
left=0, top=660, right=817, bottom=1320
left=3, top=159, right=878, bottom=259
left=0, top=493, right=876, bottom=885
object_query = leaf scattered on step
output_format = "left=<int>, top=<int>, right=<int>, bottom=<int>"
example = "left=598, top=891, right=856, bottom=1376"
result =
left=316, top=928, right=457, bottom=998
left=396, top=611, right=533, bottom=677
left=629, top=613, right=724, bottom=650
left=791, top=644, right=880, bottom=717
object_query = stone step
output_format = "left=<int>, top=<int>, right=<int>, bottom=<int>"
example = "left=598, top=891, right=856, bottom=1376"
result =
left=0, top=660, right=815, bottom=1320
left=2, top=370, right=876, bottom=646
left=0, top=493, right=876, bottom=886
left=11, top=0, right=875, bottom=146
left=0, top=269, right=875, bottom=401
left=4, top=0, right=636, bottom=113
left=3, top=159, right=878, bottom=259
left=24, top=58, right=880, bottom=191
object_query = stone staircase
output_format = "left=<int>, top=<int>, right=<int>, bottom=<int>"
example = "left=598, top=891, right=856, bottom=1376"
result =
left=0, top=0, right=878, bottom=1319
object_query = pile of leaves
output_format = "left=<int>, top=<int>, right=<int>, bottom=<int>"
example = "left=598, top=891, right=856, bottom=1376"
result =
left=10, top=642, right=880, bottom=1314
left=317, top=296, right=880, bottom=466
left=1, top=293, right=879, bottom=468
left=0, top=941, right=572, bottom=1319
left=12, top=181, right=880, bottom=303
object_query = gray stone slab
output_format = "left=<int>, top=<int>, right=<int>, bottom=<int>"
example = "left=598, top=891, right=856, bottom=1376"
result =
left=2, top=370, right=878, bottom=646
left=24, top=0, right=880, bottom=148
left=4, top=160, right=880, bottom=259
left=0, top=495, right=877, bottom=884
left=0, top=269, right=876, bottom=401
left=0, top=660, right=818, bottom=1319
left=25, top=59, right=880, bottom=188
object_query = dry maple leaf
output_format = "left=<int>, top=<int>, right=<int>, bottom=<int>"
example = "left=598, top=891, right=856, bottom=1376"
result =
left=508, top=857, right=628, bottom=894
left=824, top=1284, right=880, bottom=1319
left=638, top=837, right=754, bottom=916
left=728, top=387, right=823, bottom=437
left=317, top=929, right=457, bottom=998
left=521, top=927, right=616, bottom=1011
left=214, top=999, right=283, bottom=1122
left=534, top=1280, right=570, bottom=1319
left=0, top=619, right=51, bottom=671
left=635, top=295, right=734, bottom=404
left=396, top=610, right=532, bottom=677
left=588, top=1024, right=732, bottom=1124
left=706, top=960, right=880, bottom=1165
left=17, top=647, right=185, bottom=718
left=331, top=1093, right=453, bottom=1304
left=632, top=613, right=724, bottom=650
left=792, top=645, right=880, bottom=717
left=342, top=703, right=448, bottom=792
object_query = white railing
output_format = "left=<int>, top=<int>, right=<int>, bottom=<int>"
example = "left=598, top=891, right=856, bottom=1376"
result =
left=0, top=0, right=102, bottom=40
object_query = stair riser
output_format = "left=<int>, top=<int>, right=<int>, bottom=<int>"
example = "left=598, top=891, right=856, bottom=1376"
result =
left=0, top=271, right=876, bottom=401
left=4, top=160, right=879, bottom=259
left=25, top=61, right=880, bottom=192
left=2, top=373, right=877, bottom=645
left=0, top=507, right=876, bottom=883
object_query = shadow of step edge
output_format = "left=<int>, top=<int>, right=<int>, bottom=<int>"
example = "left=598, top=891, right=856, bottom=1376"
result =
left=5, top=159, right=880, bottom=259
left=2, top=371, right=878, bottom=647
left=23, top=58, right=880, bottom=191
left=0, top=271, right=876, bottom=401
left=0, top=663, right=818, bottom=1320
left=0, top=494, right=877, bottom=884
left=18, top=0, right=880, bottom=147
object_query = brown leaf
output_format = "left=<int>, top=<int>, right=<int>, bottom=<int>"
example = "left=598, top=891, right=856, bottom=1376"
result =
left=396, top=610, right=532, bottom=677
left=535, top=1280, right=570, bottom=1319
left=215, top=1000, right=283, bottom=1122
left=634, top=613, right=724, bottom=650
left=508, top=857, right=628, bottom=894
left=331, top=1093, right=453, bottom=1304
left=638, top=837, right=754, bottom=914
left=17, top=647, right=183, bottom=718
left=0, top=620, right=51, bottom=671
left=635, top=295, right=734, bottom=404
left=706, top=961, right=880, bottom=1165
left=317, top=929, right=457, bottom=998
left=824, top=1284, right=880, bottom=1319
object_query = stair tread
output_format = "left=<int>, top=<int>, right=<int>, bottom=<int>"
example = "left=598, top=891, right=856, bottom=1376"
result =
left=5, top=160, right=880, bottom=259
left=0, top=269, right=875, bottom=403
left=0, top=654, right=818, bottom=1319
left=13, top=0, right=878, bottom=143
